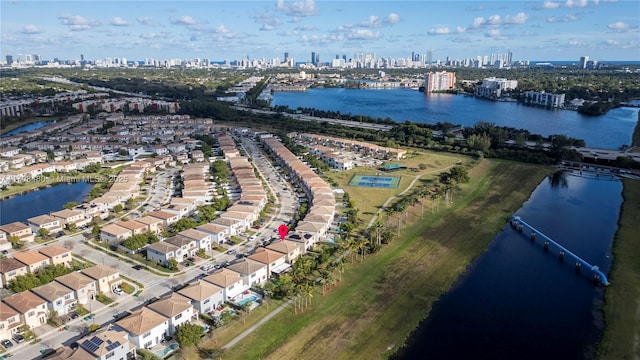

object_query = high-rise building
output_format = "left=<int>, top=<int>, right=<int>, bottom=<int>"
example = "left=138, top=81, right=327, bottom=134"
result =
left=424, top=71, right=457, bottom=93
left=284, top=52, right=289, bottom=61
left=6, top=55, right=13, bottom=65
left=579, top=56, right=589, bottom=69
left=311, top=51, right=316, bottom=65
left=315, top=53, right=319, bottom=65
left=426, top=51, right=433, bottom=65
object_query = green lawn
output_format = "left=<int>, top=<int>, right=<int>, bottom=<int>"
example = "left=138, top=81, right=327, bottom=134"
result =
left=597, top=179, right=640, bottom=360
left=218, top=159, right=551, bottom=360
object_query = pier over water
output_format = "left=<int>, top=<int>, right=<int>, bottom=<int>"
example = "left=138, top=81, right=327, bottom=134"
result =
left=510, top=216, right=609, bottom=286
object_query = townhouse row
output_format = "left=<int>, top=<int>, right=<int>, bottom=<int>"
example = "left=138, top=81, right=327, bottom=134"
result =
left=261, top=136, right=337, bottom=252
left=0, top=263, right=121, bottom=341
left=296, top=132, right=407, bottom=160
left=0, top=245, right=72, bottom=287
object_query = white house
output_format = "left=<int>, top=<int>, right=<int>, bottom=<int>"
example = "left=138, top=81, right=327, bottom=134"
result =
left=27, top=215, right=63, bottom=235
left=177, top=229, right=211, bottom=252
left=226, top=259, right=268, bottom=287
left=248, top=248, right=289, bottom=275
left=177, top=280, right=224, bottom=315
left=146, top=293, right=196, bottom=334
left=31, top=282, right=77, bottom=316
left=116, top=307, right=169, bottom=350
left=146, top=241, right=182, bottom=266
left=203, top=268, right=246, bottom=301
left=195, top=223, right=228, bottom=244
left=2, top=291, right=47, bottom=329
left=55, top=272, right=98, bottom=304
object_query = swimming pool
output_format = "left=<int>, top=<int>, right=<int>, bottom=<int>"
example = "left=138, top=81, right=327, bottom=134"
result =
left=237, top=295, right=257, bottom=306
left=155, top=343, right=179, bottom=358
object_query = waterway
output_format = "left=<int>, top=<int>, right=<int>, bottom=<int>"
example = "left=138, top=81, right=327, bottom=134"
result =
left=394, top=174, right=622, bottom=360
left=272, top=88, right=639, bottom=150
left=0, top=182, right=94, bottom=225
left=1, top=120, right=55, bottom=137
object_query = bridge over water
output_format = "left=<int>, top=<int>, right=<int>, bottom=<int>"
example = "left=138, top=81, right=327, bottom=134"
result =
left=509, top=216, right=609, bottom=286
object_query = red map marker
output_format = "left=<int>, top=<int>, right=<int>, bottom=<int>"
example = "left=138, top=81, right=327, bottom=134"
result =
left=277, top=224, right=289, bottom=241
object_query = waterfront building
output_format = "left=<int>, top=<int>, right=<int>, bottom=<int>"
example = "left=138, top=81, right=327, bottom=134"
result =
left=226, top=259, right=268, bottom=287
left=424, top=71, right=456, bottom=93
left=474, top=77, right=518, bottom=99
left=522, top=91, right=566, bottom=109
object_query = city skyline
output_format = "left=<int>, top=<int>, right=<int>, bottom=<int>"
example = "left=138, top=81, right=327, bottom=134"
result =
left=1, top=0, right=639, bottom=62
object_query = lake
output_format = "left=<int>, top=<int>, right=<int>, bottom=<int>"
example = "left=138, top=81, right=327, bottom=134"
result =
left=0, top=182, right=94, bottom=225
left=393, top=173, right=622, bottom=360
left=272, top=88, right=639, bottom=150
left=1, top=120, right=55, bottom=137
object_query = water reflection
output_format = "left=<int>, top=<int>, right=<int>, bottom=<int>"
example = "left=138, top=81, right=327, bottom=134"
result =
left=548, top=170, right=569, bottom=188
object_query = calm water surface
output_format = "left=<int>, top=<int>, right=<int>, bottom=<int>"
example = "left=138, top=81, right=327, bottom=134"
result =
left=0, top=182, right=93, bottom=225
left=272, top=88, right=639, bottom=149
left=1, top=120, right=55, bottom=137
left=395, top=174, right=622, bottom=360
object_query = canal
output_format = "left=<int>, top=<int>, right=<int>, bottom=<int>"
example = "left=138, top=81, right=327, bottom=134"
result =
left=0, top=182, right=94, bottom=225
left=1, top=120, right=55, bottom=137
left=394, top=173, right=622, bottom=359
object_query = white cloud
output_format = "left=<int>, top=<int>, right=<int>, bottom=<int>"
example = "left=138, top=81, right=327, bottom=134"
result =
left=70, top=25, right=91, bottom=31
left=428, top=26, right=452, bottom=35
left=607, top=21, right=630, bottom=31
left=504, top=12, right=529, bottom=24
left=276, top=0, right=318, bottom=18
left=486, top=15, right=501, bottom=25
left=253, top=12, right=282, bottom=31
left=568, top=40, right=588, bottom=46
left=295, top=25, right=316, bottom=31
left=485, top=29, right=502, bottom=38
left=110, top=17, right=130, bottom=26
left=59, top=14, right=101, bottom=29
left=546, top=15, right=578, bottom=22
left=360, top=16, right=381, bottom=28
left=565, top=0, right=588, bottom=7
left=137, top=17, right=153, bottom=26
left=173, top=16, right=198, bottom=25
left=542, top=1, right=561, bottom=9
left=427, top=26, right=465, bottom=35
left=385, top=13, right=400, bottom=25
left=347, top=29, right=382, bottom=40
left=140, top=32, right=168, bottom=39
left=22, top=24, right=41, bottom=34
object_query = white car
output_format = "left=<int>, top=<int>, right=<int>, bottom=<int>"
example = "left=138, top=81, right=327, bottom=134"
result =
left=113, top=288, right=124, bottom=295
left=249, top=235, right=257, bottom=241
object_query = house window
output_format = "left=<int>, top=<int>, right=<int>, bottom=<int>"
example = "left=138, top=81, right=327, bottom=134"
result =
left=203, top=299, right=209, bottom=304
left=64, top=294, right=71, bottom=300
left=175, top=313, right=182, bottom=320
left=106, top=351, right=115, bottom=359
left=61, top=254, right=69, bottom=258
left=8, top=318, right=15, bottom=324
left=143, top=331, right=151, bottom=338
left=229, top=285, right=234, bottom=290
left=56, top=300, right=62, bottom=306
left=28, top=311, right=34, bottom=316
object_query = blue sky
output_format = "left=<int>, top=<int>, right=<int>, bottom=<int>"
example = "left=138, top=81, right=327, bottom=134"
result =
left=1, top=0, right=639, bottom=62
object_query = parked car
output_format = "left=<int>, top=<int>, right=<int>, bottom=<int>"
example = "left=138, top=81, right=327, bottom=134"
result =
left=227, top=249, right=236, bottom=255
left=132, top=265, right=143, bottom=270
left=113, top=288, right=124, bottom=295
left=1, top=339, right=13, bottom=349
left=187, top=257, right=196, bottom=262
left=11, top=334, right=24, bottom=343
left=249, top=235, right=257, bottom=241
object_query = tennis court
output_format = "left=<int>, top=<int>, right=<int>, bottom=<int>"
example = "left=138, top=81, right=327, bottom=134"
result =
left=348, top=174, right=401, bottom=189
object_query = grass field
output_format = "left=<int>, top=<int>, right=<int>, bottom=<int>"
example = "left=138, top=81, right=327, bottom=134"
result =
left=211, top=159, right=550, bottom=360
left=597, top=178, right=640, bottom=360
left=330, top=151, right=465, bottom=225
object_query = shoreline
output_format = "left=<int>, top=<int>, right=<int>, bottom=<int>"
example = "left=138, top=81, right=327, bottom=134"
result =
left=596, top=178, right=640, bottom=359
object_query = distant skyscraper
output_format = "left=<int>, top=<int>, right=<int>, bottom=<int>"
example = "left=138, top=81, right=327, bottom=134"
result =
left=314, top=53, right=319, bottom=66
left=6, top=55, right=13, bottom=65
left=507, top=51, right=513, bottom=65
left=426, top=51, right=433, bottom=65
left=580, top=56, right=589, bottom=69
left=284, top=52, right=289, bottom=61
